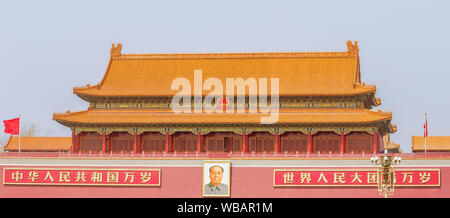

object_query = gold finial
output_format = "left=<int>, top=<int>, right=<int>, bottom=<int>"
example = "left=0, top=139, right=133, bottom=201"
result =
left=346, top=40, right=359, bottom=55
left=110, top=43, right=123, bottom=57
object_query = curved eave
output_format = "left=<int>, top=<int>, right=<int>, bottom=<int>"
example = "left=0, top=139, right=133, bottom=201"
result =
left=3, top=136, right=13, bottom=151
left=375, top=97, right=382, bottom=106
left=73, top=86, right=377, bottom=102
left=53, top=109, right=392, bottom=127
left=390, top=124, right=397, bottom=133
left=384, top=142, right=400, bottom=150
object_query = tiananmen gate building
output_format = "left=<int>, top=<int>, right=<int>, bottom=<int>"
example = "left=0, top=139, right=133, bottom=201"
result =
left=52, top=41, right=396, bottom=155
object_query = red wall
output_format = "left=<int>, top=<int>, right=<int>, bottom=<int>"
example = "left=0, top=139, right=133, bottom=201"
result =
left=1, top=165, right=449, bottom=198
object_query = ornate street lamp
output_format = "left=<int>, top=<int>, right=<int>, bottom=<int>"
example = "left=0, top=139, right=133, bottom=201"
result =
left=370, top=154, right=401, bottom=198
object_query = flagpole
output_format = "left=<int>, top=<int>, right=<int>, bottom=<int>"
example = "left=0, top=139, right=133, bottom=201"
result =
left=18, top=114, right=21, bottom=153
left=425, top=112, right=427, bottom=155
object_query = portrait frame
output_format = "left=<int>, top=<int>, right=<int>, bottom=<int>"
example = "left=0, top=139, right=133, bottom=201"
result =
left=202, top=160, right=231, bottom=197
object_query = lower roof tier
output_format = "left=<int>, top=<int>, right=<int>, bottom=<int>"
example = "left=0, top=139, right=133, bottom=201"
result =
left=412, top=136, right=450, bottom=152
left=3, top=137, right=71, bottom=152
left=53, top=108, right=394, bottom=127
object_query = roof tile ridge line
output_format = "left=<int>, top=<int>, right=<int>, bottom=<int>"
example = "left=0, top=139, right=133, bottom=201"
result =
left=119, top=51, right=349, bottom=55
left=96, top=107, right=368, bottom=112
left=366, top=109, right=392, bottom=118
left=353, top=82, right=376, bottom=90
left=53, top=110, right=89, bottom=117
left=115, top=51, right=355, bottom=59
left=354, top=53, right=360, bottom=84
left=97, top=56, right=113, bottom=88
left=3, top=135, right=13, bottom=150
left=73, top=56, right=113, bottom=93
left=365, top=108, right=391, bottom=114
left=73, top=84, right=99, bottom=91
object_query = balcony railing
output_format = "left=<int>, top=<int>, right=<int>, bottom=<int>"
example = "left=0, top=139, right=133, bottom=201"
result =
left=1, top=151, right=450, bottom=159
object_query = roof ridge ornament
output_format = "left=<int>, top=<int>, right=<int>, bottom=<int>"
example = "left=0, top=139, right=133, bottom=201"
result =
left=346, top=40, right=359, bottom=55
left=110, top=43, right=122, bottom=58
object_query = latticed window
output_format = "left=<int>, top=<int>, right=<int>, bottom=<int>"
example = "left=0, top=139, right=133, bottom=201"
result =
left=281, top=132, right=308, bottom=153
left=79, top=132, right=102, bottom=153
left=207, top=138, right=216, bottom=152
left=111, top=132, right=134, bottom=153
left=346, top=132, right=373, bottom=153
left=248, top=132, right=275, bottom=153
left=172, top=132, right=197, bottom=153
left=142, top=132, right=165, bottom=153
left=313, top=132, right=340, bottom=153
left=233, top=138, right=241, bottom=152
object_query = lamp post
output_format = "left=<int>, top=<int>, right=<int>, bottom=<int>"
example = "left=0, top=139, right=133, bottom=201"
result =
left=370, top=154, right=401, bottom=198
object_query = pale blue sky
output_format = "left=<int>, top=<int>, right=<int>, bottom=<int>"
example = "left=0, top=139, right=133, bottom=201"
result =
left=1, top=0, right=449, bottom=152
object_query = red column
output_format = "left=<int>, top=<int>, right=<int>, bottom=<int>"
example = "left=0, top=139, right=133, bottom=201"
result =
left=372, top=131, right=378, bottom=153
left=340, top=131, right=345, bottom=153
left=139, top=134, right=143, bottom=153
left=242, top=131, right=247, bottom=153
left=102, top=132, right=106, bottom=153
left=74, top=133, right=80, bottom=153
left=133, top=131, right=138, bottom=154
left=275, top=131, right=280, bottom=153
left=71, top=131, right=75, bottom=153
left=107, top=134, right=111, bottom=153
left=197, top=133, right=202, bottom=153
left=165, top=131, right=170, bottom=153
left=307, top=131, right=313, bottom=153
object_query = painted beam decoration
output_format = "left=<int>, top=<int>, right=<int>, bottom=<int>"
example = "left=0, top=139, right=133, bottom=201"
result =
left=3, top=168, right=161, bottom=186
left=273, top=169, right=440, bottom=187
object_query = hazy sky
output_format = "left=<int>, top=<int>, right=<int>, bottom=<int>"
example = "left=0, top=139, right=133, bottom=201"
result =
left=1, top=0, right=449, bottom=152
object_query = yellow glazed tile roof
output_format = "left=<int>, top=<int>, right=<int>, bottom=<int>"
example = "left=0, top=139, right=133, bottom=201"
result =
left=74, top=41, right=375, bottom=97
left=411, top=136, right=450, bottom=151
left=53, top=108, right=392, bottom=125
left=384, top=142, right=400, bottom=150
left=3, top=137, right=71, bottom=152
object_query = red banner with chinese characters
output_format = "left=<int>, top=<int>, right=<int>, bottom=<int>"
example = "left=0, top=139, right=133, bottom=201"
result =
left=3, top=168, right=161, bottom=186
left=273, top=169, right=440, bottom=187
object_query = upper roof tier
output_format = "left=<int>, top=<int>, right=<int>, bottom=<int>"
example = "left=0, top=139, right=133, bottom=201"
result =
left=73, top=41, right=376, bottom=100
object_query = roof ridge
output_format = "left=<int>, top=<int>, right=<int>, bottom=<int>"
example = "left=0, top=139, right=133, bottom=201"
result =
left=114, top=51, right=356, bottom=60
left=53, top=110, right=88, bottom=118
left=108, top=41, right=359, bottom=60
left=73, top=84, right=99, bottom=91
left=3, top=135, right=13, bottom=150
left=59, top=108, right=392, bottom=115
left=367, top=109, right=392, bottom=116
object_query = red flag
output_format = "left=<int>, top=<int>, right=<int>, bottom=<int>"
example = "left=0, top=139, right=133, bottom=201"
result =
left=217, top=96, right=229, bottom=110
left=424, top=116, right=428, bottom=137
left=3, top=118, right=19, bottom=135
